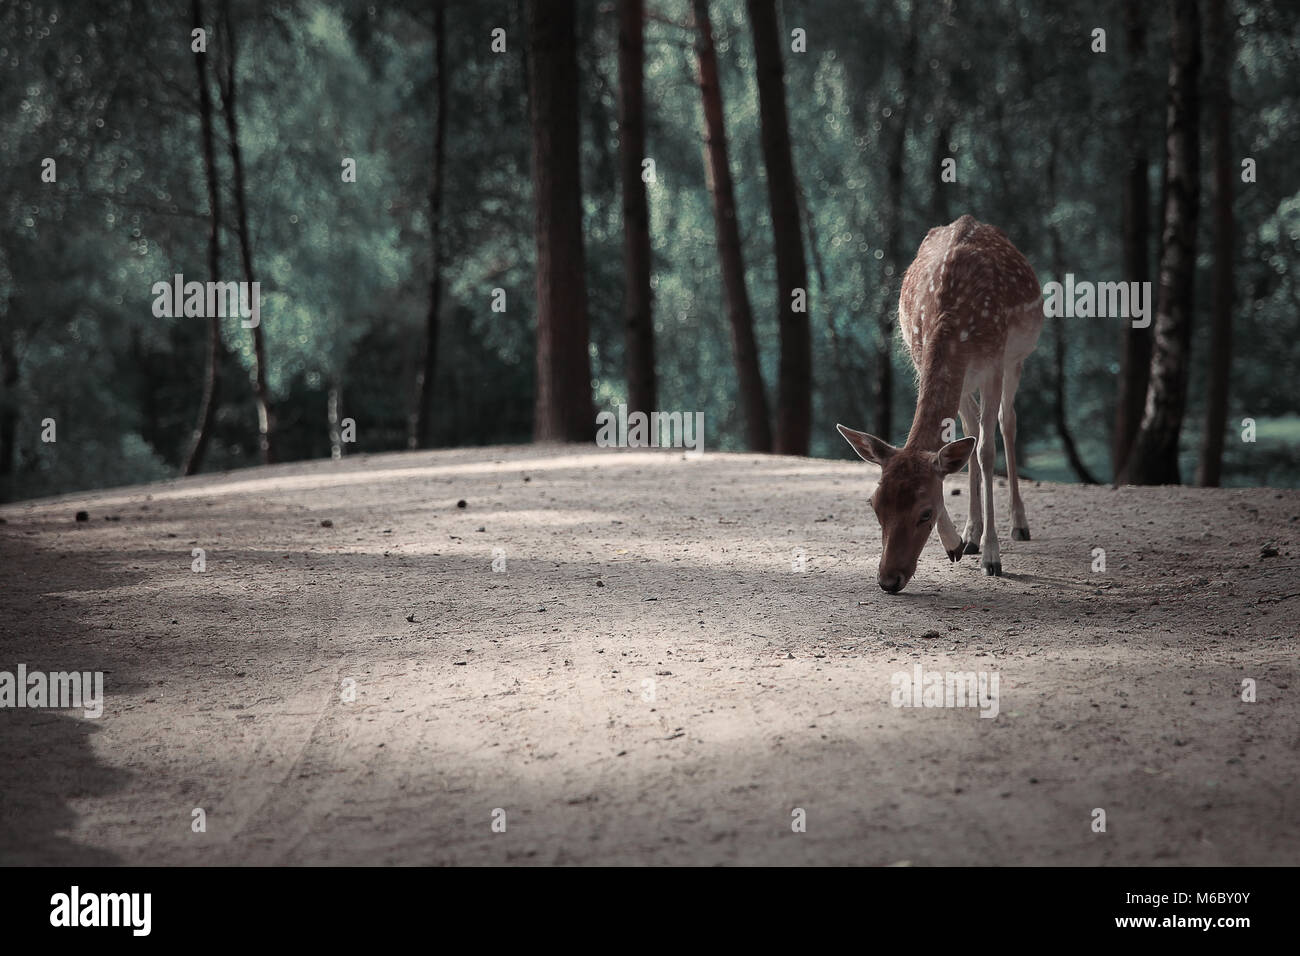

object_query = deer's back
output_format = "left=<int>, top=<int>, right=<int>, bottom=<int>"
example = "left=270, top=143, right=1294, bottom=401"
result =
left=898, top=215, right=1043, bottom=372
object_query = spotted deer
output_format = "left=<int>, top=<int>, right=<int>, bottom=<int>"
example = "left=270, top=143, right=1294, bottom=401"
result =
left=837, top=215, right=1043, bottom=592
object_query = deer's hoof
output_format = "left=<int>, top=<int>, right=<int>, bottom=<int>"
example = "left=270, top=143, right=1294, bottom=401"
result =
left=963, top=540, right=981, bottom=555
left=1012, top=527, right=1031, bottom=541
left=983, top=561, right=1002, bottom=577
left=947, top=544, right=964, bottom=563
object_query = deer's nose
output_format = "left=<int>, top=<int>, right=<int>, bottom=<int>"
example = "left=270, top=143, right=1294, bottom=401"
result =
left=879, top=574, right=904, bottom=594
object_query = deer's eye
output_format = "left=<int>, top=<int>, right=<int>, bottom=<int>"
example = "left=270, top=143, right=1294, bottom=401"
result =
left=918, top=509, right=933, bottom=525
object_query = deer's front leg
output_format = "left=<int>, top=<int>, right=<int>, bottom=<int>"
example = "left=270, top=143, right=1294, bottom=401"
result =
left=977, top=379, right=1003, bottom=575
left=937, top=504, right=964, bottom=562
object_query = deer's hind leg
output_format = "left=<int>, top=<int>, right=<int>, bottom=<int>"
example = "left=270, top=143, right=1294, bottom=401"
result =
left=959, top=391, right=982, bottom=554
left=976, top=371, right=1004, bottom=576
left=1000, top=359, right=1030, bottom=541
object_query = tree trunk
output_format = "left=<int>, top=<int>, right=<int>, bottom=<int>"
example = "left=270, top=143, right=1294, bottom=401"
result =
left=219, top=0, right=275, bottom=464
left=617, top=0, right=656, bottom=417
left=1047, top=131, right=1101, bottom=485
left=328, top=382, right=343, bottom=461
left=747, top=0, right=811, bottom=456
left=929, top=119, right=950, bottom=227
left=1123, top=0, right=1200, bottom=485
left=1112, top=0, right=1153, bottom=479
left=0, top=294, right=19, bottom=493
left=876, top=3, right=920, bottom=441
left=800, top=183, right=864, bottom=430
left=182, top=0, right=223, bottom=477
left=1196, top=0, right=1233, bottom=487
left=928, top=47, right=961, bottom=227
left=409, top=0, right=448, bottom=450
left=527, top=0, right=595, bottom=442
left=691, top=0, right=771, bottom=452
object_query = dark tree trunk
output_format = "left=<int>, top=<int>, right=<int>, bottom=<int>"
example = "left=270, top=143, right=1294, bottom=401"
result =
left=1047, top=131, right=1101, bottom=485
left=1196, top=0, right=1233, bottom=487
left=928, top=119, right=950, bottom=227
left=328, top=381, right=343, bottom=460
left=799, top=185, right=862, bottom=428
left=219, top=0, right=275, bottom=464
left=747, top=0, right=811, bottom=456
left=691, top=0, right=771, bottom=452
left=527, top=0, right=595, bottom=442
left=1124, top=0, right=1200, bottom=485
left=928, top=45, right=961, bottom=227
left=1112, top=0, right=1153, bottom=479
left=876, top=3, right=919, bottom=442
left=409, top=1, right=448, bottom=450
left=0, top=294, right=19, bottom=490
left=617, top=0, right=656, bottom=417
left=182, top=0, right=223, bottom=477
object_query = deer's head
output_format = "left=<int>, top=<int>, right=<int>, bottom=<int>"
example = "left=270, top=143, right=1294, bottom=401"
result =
left=836, top=424, right=975, bottom=593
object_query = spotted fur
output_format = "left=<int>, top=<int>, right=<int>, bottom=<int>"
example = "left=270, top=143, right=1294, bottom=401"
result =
left=838, top=215, right=1044, bottom=590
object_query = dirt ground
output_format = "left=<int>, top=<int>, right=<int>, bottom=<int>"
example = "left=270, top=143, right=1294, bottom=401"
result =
left=1, top=444, right=1297, bottom=866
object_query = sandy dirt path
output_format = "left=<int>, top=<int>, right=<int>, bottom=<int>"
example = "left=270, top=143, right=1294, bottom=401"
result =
left=1, top=445, right=1297, bottom=865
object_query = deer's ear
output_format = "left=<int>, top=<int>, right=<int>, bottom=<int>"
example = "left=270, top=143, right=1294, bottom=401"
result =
left=935, top=436, right=976, bottom=475
left=836, top=424, right=897, bottom=466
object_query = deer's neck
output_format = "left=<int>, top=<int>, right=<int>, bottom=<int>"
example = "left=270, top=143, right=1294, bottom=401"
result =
left=905, top=331, right=970, bottom=451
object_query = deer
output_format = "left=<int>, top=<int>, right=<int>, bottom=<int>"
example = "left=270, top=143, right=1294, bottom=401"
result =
left=837, top=215, right=1043, bottom=593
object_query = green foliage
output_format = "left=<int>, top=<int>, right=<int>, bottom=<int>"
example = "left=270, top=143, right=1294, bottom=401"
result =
left=1, top=0, right=1298, bottom=501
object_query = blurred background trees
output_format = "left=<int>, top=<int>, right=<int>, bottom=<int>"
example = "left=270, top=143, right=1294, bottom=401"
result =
left=2, top=0, right=1298, bottom=502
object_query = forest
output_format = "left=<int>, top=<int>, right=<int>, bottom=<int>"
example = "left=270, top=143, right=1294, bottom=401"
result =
left=2, top=0, right=1299, bottom=503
